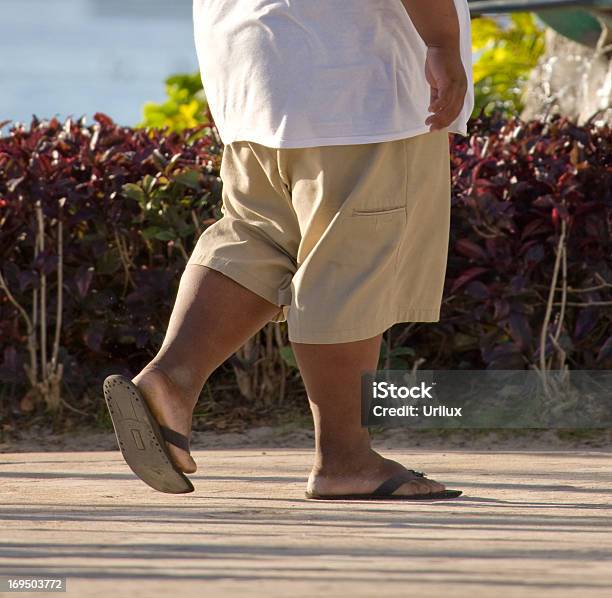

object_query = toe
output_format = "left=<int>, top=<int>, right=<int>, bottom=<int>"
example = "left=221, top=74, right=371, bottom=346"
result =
left=167, top=445, right=197, bottom=473
left=413, top=479, right=435, bottom=495
left=184, top=453, right=197, bottom=473
left=426, top=479, right=446, bottom=493
left=394, top=480, right=424, bottom=497
left=394, top=478, right=446, bottom=496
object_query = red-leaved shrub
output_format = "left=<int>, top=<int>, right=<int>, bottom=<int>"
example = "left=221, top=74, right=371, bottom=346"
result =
left=0, top=110, right=610, bottom=424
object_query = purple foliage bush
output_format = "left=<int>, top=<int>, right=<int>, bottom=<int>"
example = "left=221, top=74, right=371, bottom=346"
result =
left=442, top=113, right=611, bottom=370
left=0, top=113, right=222, bottom=420
left=0, top=110, right=610, bottom=423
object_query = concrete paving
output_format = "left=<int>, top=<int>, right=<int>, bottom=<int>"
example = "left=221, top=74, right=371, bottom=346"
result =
left=0, top=449, right=611, bottom=597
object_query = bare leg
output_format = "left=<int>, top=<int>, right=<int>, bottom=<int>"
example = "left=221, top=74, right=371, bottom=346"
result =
left=132, top=264, right=281, bottom=473
left=292, top=334, right=446, bottom=497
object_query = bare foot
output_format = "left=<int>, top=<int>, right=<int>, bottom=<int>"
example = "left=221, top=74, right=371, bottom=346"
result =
left=307, top=450, right=446, bottom=497
left=131, top=365, right=197, bottom=474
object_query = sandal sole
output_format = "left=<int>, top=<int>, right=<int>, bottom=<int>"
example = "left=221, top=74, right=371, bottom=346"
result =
left=305, top=489, right=463, bottom=501
left=103, top=374, right=194, bottom=494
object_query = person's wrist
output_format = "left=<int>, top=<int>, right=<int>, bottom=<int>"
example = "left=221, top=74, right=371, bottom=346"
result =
left=425, top=32, right=460, bottom=51
left=426, top=41, right=459, bottom=52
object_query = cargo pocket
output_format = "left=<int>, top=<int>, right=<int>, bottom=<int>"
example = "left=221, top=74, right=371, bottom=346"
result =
left=332, top=205, right=408, bottom=273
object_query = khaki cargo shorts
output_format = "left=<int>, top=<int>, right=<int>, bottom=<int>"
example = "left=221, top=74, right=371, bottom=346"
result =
left=187, top=129, right=451, bottom=344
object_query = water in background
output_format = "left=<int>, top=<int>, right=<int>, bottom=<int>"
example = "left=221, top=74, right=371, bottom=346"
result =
left=0, top=0, right=197, bottom=127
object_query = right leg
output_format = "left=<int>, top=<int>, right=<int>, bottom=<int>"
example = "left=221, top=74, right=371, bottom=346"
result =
left=292, top=335, right=446, bottom=497
left=132, top=263, right=281, bottom=473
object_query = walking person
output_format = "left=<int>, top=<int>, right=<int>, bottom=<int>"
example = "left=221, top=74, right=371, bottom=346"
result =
left=103, top=0, right=474, bottom=498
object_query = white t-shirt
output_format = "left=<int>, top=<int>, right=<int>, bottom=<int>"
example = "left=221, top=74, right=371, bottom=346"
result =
left=193, top=0, right=474, bottom=148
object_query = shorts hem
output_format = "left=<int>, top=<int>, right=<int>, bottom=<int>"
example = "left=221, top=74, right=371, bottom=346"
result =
left=287, top=307, right=441, bottom=344
left=187, top=255, right=287, bottom=321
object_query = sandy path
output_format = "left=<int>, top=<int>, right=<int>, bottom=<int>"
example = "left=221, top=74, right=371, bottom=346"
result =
left=1, top=449, right=611, bottom=597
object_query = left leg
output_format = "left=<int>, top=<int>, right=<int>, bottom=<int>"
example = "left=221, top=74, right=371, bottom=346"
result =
left=132, top=264, right=284, bottom=473
left=283, top=132, right=453, bottom=496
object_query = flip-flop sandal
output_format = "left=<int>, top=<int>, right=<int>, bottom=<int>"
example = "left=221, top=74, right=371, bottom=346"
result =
left=305, top=469, right=462, bottom=500
left=103, top=374, right=195, bottom=494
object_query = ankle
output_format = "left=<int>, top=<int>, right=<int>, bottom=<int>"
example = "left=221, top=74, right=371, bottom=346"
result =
left=313, top=446, right=382, bottom=478
left=138, top=363, right=200, bottom=410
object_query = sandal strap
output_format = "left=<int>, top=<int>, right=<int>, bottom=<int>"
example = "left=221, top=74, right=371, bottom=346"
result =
left=372, top=470, right=426, bottom=496
left=160, top=425, right=190, bottom=452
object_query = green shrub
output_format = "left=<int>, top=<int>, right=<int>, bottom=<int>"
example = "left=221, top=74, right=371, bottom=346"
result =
left=139, top=73, right=208, bottom=132
left=471, top=13, right=546, bottom=117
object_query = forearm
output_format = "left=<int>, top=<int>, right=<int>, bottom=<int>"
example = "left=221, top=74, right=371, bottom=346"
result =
left=399, top=0, right=460, bottom=50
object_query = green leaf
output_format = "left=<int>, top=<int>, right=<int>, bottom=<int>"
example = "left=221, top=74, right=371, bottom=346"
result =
left=471, top=12, right=545, bottom=118
left=122, top=183, right=145, bottom=204
left=153, top=230, right=176, bottom=241
left=173, top=169, right=202, bottom=190
left=143, top=175, right=157, bottom=195
left=137, top=71, right=208, bottom=132
left=142, top=226, right=176, bottom=241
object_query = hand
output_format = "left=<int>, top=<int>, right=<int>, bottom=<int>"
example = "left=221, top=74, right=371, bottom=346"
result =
left=424, top=45, right=468, bottom=132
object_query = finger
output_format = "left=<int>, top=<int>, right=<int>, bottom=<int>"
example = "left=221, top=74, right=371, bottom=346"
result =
left=445, top=79, right=467, bottom=118
left=436, top=87, right=463, bottom=126
left=428, top=85, right=447, bottom=114
left=427, top=84, right=462, bottom=128
left=427, top=107, right=455, bottom=131
left=428, top=81, right=453, bottom=116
